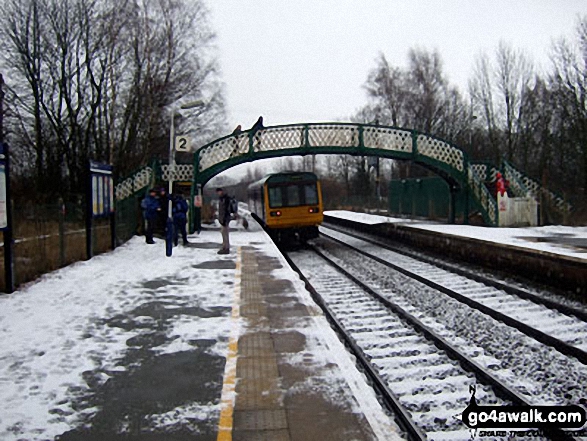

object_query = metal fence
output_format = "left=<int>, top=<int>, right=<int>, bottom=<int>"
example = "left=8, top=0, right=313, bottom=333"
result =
left=0, top=198, right=115, bottom=292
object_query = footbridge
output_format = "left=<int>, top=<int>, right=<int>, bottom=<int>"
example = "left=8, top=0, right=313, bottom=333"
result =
left=114, top=122, right=571, bottom=234
left=190, top=122, right=493, bottom=230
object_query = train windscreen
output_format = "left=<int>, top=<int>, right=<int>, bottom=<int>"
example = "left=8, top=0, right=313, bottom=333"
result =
left=268, top=182, right=318, bottom=208
left=303, top=184, right=318, bottom=205
left=268, top=187, right=283, bottom=207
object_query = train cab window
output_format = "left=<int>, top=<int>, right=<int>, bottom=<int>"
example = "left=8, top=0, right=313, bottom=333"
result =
left=286, top=186, right=300, bottom=206
left=268, top=180, right=318, bottom=208
left=304, top=184, right=318, bottom=205
left=268, top=187, right=283, bottom=207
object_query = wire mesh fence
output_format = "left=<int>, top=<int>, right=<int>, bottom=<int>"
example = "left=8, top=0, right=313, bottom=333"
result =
left=0, top=197, right=118, bottom=291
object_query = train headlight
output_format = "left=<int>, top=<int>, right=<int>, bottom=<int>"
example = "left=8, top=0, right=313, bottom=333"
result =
left=308, top=207, right=320, bottom=213
left=270, top=211, right=282, bottom=217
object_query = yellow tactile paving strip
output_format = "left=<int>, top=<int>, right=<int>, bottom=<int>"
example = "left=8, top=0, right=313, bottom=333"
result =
left=219, top=246, right=380, bottom=441
left=233, top=250, right=291, bottom=440
left=216, top=247, right=242, bottom=441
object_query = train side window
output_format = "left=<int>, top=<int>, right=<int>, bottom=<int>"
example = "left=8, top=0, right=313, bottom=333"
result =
left=286, top=185, right=300, bottom=206
left=268, top=187, right=283, bottom=207
left=304, top=184, right=318, bottom=205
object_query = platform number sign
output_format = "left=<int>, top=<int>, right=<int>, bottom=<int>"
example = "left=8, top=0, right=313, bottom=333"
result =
left=175, top=135, right=191, bottom=152
left=90, top=161, right=114, bottom=218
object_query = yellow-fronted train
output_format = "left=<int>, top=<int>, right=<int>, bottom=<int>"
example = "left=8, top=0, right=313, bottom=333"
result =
left=247, top=172, right=323, bottom=244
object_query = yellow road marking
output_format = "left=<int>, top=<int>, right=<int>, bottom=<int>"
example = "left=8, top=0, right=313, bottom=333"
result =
left=217, top=246, right=242, bottom=441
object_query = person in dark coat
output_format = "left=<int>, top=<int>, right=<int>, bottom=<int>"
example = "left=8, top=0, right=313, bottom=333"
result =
left=230, top=125, right=243, bottom=158
left=157, top=188, right=169, bottom=235
left=172, top=193, right=189, bottom=246
left=141, top=188, right=160, bottom=244
left=250, top=116, right=265, bottom=150
left=216, top=188, right=231, bottom=254
left=250, top=116, right=264, bottom=132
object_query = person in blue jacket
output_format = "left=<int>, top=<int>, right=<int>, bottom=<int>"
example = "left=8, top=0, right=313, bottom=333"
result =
left=141, top=188, right=160, bottom=244
left=172, top=193, right=189, bottom=246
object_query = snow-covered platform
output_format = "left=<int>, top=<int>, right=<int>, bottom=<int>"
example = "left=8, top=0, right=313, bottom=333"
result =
left=0, top=219, right=397, bottom=441
left=325, top=210, right=587, bottom=295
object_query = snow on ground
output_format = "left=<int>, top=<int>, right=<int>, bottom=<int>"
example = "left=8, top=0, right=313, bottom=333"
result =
left=409, top=224, right=587, bottom=260
left=0, top=229, right=236, bottom=440
left=0, top=217, right=397, bottom=440
left=325, top=210, right=587, bottom=260
left=9, top=208, right=583, bottom=439
left=247, top=234, right=400, bottom=440
left=325, top=210, right=417, bottom=225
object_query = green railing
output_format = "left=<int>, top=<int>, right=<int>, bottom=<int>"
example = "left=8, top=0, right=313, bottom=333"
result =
left=114, top=160, right=160, bottom=243
left=194, top=123, right=467, bottom=184
left=191, top=122, right=495, bottom=228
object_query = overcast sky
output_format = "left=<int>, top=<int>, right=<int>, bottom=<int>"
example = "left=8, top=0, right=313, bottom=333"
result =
left=208, top=0, right=586, bottom=132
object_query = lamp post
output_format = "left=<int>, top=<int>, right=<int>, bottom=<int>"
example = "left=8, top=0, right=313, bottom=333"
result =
left=166, top=100, right=204, bottom=257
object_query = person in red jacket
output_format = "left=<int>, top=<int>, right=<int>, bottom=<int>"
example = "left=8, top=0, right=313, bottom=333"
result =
left=496, top=172, right=508, bottom=197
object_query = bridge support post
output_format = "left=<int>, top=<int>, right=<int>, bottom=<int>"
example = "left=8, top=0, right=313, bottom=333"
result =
left=194, top=184, right=202, bottom=233
left=463, top=182, right=470, bottom=225
left=190, top=152, right=202, bottom=234
left=449, top=185, right=457, bottom=224
left=189, top=183, right=202, bottom=234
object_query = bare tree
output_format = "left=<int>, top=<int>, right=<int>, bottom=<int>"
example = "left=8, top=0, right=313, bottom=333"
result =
left=469, top=52, right=501, bottom=161
left=549, top=16, right=587, bottom=200
left=494, top=42, right=534, bottom=161
left=364, top=53, right=408, bottom=126
left=469, top=43, right=534, bottom=162
left=364, top=48, right=469, bottom=143
left=0, top=0, right=47, bottom=190
left=405, top=47, right=448, bottom=135
left=0, top=0, right=226, bottom=199
left=110, top=0, right=225, bottom=176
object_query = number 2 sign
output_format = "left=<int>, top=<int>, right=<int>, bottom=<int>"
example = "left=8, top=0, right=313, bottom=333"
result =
left=175, top=135, right=191, bottom=152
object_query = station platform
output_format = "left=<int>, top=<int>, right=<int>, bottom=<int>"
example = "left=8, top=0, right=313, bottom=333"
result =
left=6, top=210, right=584, bottom=440
left=217, top=230, right=397, bottom=441
left=324, top=210, right=587, bottom=296
left=0, top=217, right=398, bottom=441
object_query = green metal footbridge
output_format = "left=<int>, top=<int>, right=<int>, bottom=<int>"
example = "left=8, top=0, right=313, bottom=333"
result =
left=114, top=122, right=571, bottom=234
left=190, top=122, right=493, bottom=230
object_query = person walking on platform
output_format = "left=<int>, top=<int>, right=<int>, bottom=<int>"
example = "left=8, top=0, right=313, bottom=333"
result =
left=141, top=188, right=160, bottom=244
left=216, top=187, right=231, bottom=254
left=172, top=193, right=189, bottom=246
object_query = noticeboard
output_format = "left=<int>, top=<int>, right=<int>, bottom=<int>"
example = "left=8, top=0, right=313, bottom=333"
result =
left=90, top=161, right=114, bottom=218
left=0, top=144, right=7, bottom=229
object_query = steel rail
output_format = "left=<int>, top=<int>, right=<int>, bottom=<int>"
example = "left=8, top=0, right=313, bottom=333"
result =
left=320, top=228, right=587, bottom=367
left=295, top=243, right=575, bottom=441
left=322, top=222, right=587, bottom=322
left=281, top=250, right=427, bottom=441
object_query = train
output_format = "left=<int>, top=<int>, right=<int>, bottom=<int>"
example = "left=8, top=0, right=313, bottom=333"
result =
left=247, top=172, right=323, bottom=243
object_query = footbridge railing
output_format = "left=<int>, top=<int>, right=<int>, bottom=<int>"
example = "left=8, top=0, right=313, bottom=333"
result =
left=195, top=123, right=467, bottom=184
left=115, top=164, right=156, bottom=202
left=114, top=162, right=159, bottom=242
left=472, top=160, right=572, bottom=222
left=192, top=122, right=497, bottom=229
left=502, top=160, right=572, bottom=217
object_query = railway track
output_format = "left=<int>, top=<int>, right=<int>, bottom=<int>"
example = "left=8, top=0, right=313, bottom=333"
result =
left=287, top=249, right=509, bottom=439
left=319, top=225, right=587, bottom=363
left=282, top=228, right=587, bottom=440
left=321, top=222, right=587, bottom=317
